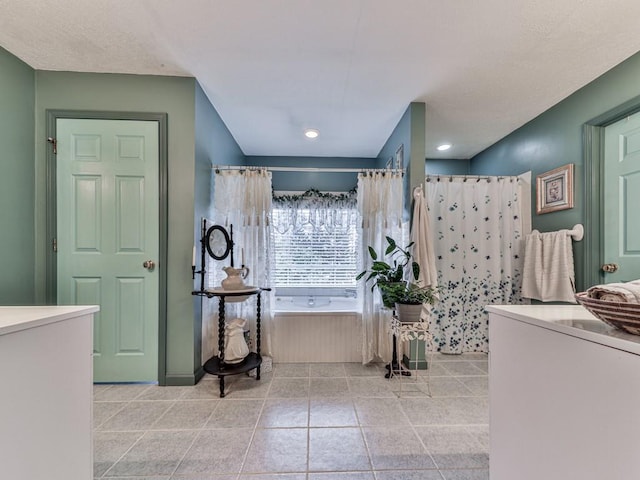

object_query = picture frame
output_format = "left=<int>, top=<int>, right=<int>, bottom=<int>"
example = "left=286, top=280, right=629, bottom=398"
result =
left=385, top=156, right=393, bottom=169
left=395, top=144, right=404, bottom=170
left=536, top=163, right=574, bottom=214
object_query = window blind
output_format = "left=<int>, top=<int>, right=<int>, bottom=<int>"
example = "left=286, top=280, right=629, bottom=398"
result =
left=272, top=208, right=358, bottom=288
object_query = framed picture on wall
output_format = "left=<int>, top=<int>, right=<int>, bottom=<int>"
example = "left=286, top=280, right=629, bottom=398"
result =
left=395, top=144, right=404, bottom=170
left=536, top=163, right=574, bottom=214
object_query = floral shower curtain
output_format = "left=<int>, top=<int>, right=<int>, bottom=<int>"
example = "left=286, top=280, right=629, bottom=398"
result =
left=425, top=176, right=529, bottom=353
left=357, top=171, right=404, bottom=364
left=210, top=168, right=274, bottom=357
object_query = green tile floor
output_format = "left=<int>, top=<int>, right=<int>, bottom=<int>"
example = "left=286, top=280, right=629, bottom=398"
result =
left=93, top=353, right=489, bottom=479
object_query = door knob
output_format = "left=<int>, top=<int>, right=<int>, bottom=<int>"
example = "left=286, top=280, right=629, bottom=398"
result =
left=143, top=260, right=155, bottom=272
left=601, top=263, right=619, bottom=273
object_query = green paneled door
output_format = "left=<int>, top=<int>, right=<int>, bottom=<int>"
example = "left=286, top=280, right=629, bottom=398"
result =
left=604, top=112, right=640, bottom=283
left=57, top=119, right=159, bottom=382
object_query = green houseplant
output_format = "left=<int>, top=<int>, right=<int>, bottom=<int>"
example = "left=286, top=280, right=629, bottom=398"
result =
left=356, top=236, right=438, bottom=317
left=356, top=236, right=414, bottom=308
left=387, top=280, right=438, bottom=324
left=382, top=280, right=438, bottom=306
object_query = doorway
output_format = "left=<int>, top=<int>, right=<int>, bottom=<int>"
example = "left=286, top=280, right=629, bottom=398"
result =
left=46, top=111, right=168, bottom=383
left=602, top=112, right=640, bottom=283
left=584, top=96, right=640, bottom=288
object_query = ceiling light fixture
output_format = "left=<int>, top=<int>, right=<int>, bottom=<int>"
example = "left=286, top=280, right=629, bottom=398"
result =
left=304, top=128, right=319, bottom=139
left=437, top=143, right=452, bottom=151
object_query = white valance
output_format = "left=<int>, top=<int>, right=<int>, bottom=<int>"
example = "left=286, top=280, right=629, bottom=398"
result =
left=272, top=189, right=358, bottom=235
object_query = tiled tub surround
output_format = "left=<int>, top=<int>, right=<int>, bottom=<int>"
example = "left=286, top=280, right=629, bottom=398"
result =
left=94, top=354, right=489, bottom=479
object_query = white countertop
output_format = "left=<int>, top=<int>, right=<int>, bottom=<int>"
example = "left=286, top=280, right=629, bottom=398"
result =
left=486, top=304, right=640, bottom=356
left=0, top=305, right=99, bottom=336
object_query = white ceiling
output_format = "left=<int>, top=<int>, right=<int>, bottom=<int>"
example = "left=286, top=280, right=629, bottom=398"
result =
left=2, top=0, right=640, bottom=159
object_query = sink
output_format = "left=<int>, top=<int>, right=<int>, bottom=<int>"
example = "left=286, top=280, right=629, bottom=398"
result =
left=552, top=318, right=611, bottom=334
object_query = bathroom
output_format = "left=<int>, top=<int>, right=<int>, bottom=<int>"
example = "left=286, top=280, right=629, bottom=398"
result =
left=3, top=42, right=640, bottom=379
left=4, top=9, right=640, bottom=478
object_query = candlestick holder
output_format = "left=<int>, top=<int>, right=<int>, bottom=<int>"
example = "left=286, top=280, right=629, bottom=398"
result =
left=191, top=219, right=209, bottom=295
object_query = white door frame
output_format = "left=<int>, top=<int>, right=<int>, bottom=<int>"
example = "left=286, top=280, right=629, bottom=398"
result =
left=45, top=110, right=169, bottom=385
left=583, top=94, right=640, bottom=290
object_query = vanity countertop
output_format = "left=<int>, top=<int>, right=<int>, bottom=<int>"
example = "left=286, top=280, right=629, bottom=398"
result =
left=488, top=304, right=640, bottom=480
left=0, top=305, right=99, bottom=336
left=486, top=304, right=640, bottom=356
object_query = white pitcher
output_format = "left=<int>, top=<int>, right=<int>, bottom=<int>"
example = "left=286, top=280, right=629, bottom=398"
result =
left=221, top=266, right=250, bottom=290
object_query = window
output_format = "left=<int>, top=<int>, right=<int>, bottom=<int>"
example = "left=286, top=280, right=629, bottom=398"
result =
left=271, top=190, right=359, bottom=292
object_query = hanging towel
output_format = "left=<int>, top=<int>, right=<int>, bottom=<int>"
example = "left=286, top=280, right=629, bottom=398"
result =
left=411, top=186, right=438, bottom=290
left=586, top=279, right=640, bottom=303
left=521, top=230, right=576, bottom=303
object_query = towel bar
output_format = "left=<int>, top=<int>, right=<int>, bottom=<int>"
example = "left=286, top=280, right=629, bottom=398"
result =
left=530, top=223, right=583, bottom=241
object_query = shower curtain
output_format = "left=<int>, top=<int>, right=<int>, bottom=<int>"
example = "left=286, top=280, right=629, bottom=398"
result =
left=357, top=171, right=404, bottom=364
left=210, top=168, right=274, bottom=358
left=425, top=176, right=529, bottom=353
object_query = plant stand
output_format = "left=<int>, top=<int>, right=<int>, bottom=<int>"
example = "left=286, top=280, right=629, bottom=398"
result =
left=385, top=333, right=411, bottom=379
left=388, top=316, right=433, bottom=397
left=385, top=308, right=410, bottom=379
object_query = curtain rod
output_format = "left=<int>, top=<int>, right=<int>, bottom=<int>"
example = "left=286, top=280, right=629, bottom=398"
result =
left=426, top=174, right=521, bottom=182
left=212, top=165, right=403, bottom=174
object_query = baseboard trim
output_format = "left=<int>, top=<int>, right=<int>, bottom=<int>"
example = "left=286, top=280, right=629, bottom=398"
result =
left=164, top=366, right=205, bottom=386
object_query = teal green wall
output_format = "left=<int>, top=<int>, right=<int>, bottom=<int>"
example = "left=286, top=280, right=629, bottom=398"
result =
left=194, top=82, right=245, bottom=255
left=471, top=50, right=640, bottom=291
left=426, top=158, right=470, bottom=176
left=0, top=48, right=35, bottom=305
left=378, top=105, right=410, bottom=168
left=408, top=103, right=427, bottom=196
left=376, top=102, right=426, bottom=217
left=34, top=71, right=198, bottom=384
left=245, top=156, right=376, bottom=191
left=0, top=46, right=425, bottom=382
left=193, top=81, right=245, bottom=373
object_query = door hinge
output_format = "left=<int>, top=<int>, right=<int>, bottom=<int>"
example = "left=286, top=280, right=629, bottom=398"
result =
left=47, top=137, right=57, bottom=154
left=53, top=238, right=57, bottom=252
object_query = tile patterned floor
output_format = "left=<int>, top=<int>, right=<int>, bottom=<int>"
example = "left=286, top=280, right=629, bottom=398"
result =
left=94, top=353, right=489, bottom=479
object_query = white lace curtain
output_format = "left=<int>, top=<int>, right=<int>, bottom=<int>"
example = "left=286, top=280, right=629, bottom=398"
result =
left=272, top=189, right=358, bottom=235
left=214, top=169, right=272, bottom=227
left=357, top=171, right=405, bottom=364
left=211, top=169, right=273, bottom=357
left=425, top=176, right=529, bottom=353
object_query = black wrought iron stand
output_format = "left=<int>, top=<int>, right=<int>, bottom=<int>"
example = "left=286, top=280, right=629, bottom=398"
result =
left=198, top=288, right=267, bottom=397
left=385, top=311, right=411, bottom=379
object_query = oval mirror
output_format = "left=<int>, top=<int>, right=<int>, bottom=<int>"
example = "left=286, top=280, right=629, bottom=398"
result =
left=205, top=225, right=231, bottom=260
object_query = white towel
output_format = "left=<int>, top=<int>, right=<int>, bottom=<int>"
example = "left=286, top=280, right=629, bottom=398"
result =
left=586, top=280, right=640, bottom=303
left=521, top=229, right=576, bottom=303
left=411, top=186, right=438, bottom=291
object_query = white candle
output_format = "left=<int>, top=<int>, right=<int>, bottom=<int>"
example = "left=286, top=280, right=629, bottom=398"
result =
left=241, top=247, right=245, bottom=266
left=192, top=246, right=196, bottom=266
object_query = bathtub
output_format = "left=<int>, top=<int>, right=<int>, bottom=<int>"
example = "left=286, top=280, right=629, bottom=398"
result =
left=274, top=295, right=360, bottom=313
left=272, top=296, right=362, bottom=363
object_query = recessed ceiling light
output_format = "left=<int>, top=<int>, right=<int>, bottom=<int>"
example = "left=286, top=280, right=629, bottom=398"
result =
left=437, top=143, right=452, bottom=151
left=304, top=128, right=319, bottom=139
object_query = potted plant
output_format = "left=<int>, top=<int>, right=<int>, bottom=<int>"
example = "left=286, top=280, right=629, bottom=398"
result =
left=356, top=236, right=415, bottom=308
left=385, top=280, right=438, bottom=324
left=356, top=236, right=438, bottom=320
